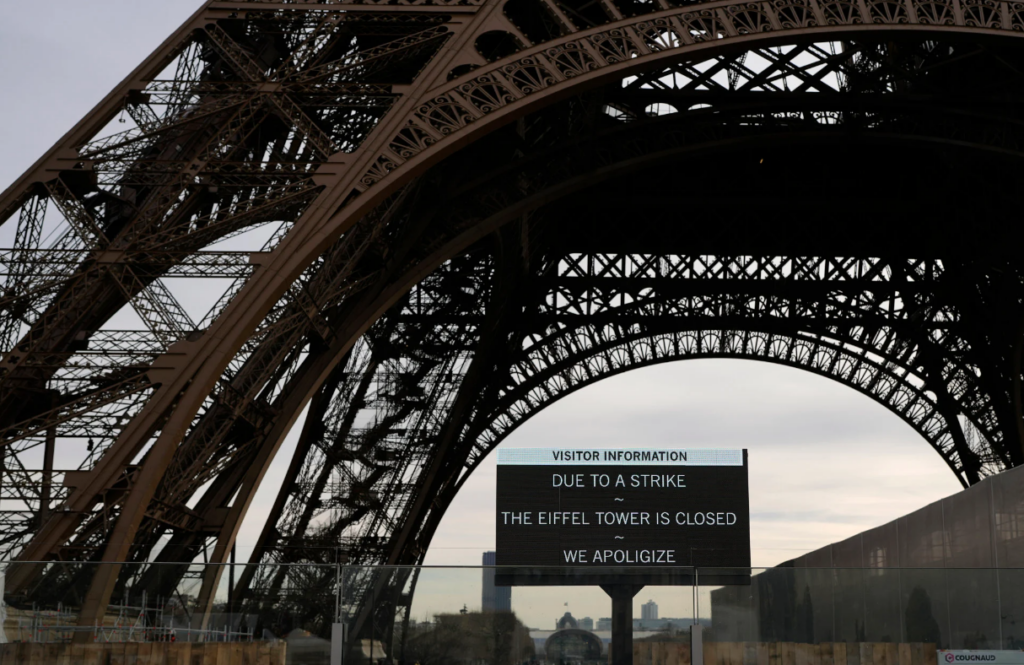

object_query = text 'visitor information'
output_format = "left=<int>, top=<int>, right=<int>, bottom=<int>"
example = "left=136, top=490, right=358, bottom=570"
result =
left=495, top=448, right=750, bottom=567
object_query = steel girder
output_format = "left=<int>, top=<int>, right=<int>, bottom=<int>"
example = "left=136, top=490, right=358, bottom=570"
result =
left=2, top=0, right=1024, bottom=643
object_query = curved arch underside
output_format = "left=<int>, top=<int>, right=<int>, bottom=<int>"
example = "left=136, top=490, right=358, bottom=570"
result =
left=1, top=0, right=1024, bottom=641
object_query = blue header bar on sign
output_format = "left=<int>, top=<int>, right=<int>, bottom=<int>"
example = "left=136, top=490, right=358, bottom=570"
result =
left=496, top=448, right=744, bottom=466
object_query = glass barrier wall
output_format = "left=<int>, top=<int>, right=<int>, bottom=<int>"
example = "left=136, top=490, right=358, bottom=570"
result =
left=1, top=564, right=1022, bottom=664
left=0, top=561, right=336, bottom=665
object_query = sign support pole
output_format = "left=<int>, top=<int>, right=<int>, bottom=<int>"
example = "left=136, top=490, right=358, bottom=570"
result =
left=601, top=584, right=643, bottom=665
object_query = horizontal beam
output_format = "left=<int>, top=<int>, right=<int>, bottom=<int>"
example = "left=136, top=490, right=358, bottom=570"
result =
left=208, top=2, right=480, bottom=13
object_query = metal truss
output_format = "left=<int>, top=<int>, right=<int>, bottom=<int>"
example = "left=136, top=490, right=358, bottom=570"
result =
left=468, top=255, right=1003, bottom=477
left=1, top=0, right=1024, bottom=651
left=0, top=4, right=450, bottom=592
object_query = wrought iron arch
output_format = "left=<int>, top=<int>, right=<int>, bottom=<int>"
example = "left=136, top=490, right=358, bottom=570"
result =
left=464, top=327, right=981, bottom=485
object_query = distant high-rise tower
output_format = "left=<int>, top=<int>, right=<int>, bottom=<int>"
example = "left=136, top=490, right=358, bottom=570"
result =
left=482, top=551, right=512, bottom=612
left=641, top=599, right=659, bottom=621
left=580, top=617, right=594, bottom=631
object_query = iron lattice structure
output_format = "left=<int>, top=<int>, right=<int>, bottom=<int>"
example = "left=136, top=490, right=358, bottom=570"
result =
left=3, top=0, right=1024, bottom=646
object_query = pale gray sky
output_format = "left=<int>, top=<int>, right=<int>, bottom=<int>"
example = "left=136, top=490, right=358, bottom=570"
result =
left=0, top=2, right=964, bottom=631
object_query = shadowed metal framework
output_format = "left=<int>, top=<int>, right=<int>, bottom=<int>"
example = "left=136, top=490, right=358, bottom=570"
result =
left=2, top=0, right=1024, bottom=646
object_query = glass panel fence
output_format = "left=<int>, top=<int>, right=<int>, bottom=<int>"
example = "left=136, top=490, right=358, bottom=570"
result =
left=1, top=564, right=1022, bottom=664
left=344, top=566, right=694, bottom=665
left=0, top=561, right=336, bottom=664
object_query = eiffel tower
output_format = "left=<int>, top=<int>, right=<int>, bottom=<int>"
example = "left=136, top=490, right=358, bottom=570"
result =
left=3, top=0, right=1024, bottom=647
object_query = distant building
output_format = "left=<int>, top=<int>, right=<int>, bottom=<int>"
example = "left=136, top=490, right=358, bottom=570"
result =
left=596, top=617, right=612, bottom=631
left=580, top=617, right=594, bottom=631
left=556, top=612, right=578, bottom=630
left=633, top=617, right=693, bottom=631
left=481, top=551, right=511, bottom=612
left=545, top=629, right=604, bottom=664
left=641, top=600, right=658, bottom=621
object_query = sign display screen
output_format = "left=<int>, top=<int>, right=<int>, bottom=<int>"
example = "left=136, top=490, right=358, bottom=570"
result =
left=495, top=448, right=750, bottom=568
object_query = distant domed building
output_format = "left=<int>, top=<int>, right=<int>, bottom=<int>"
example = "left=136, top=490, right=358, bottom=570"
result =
left=547, top=612, right=603, bottom=664
left=545, top=629, right=603, bottom=665
left=556, top=611, right=579, bottom=630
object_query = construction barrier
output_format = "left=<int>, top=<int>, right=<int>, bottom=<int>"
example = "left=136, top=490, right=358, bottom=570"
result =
left=632, top=642, right=939, bottom=665
left=0, top=641, right=286, bottom=665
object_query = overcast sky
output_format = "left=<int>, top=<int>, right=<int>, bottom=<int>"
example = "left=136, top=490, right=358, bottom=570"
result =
left=0, top=2, right=966, bottom=631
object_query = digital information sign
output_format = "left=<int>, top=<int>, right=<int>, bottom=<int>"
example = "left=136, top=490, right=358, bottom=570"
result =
left=495, top=448, right=750, bottom=581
